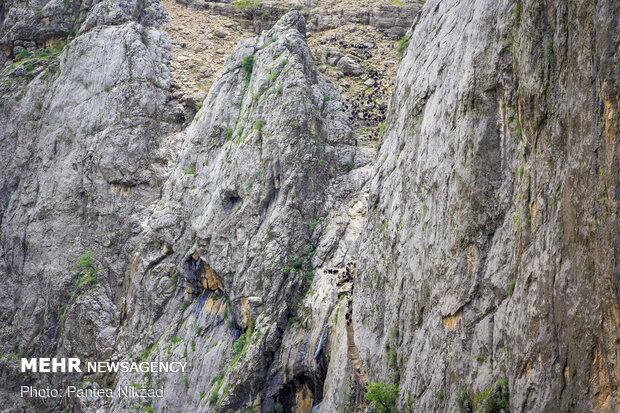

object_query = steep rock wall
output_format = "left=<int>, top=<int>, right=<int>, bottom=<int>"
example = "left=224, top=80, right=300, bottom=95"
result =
left=0, top=0, right=617, bottom=412
left=0, top=1, right=175, bottom=411
left=355, top=0, right=619, bottom=411
left=109, top=10, right=372, bottom=413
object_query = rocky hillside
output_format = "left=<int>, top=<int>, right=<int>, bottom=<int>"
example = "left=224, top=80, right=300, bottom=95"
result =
left=0, top=0, right=617, bottom=412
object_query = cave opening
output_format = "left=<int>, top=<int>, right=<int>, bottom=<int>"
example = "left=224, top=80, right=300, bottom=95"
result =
left=223, top=193, right=242, bottom=211
left=270, top=345, right=329, bottom=413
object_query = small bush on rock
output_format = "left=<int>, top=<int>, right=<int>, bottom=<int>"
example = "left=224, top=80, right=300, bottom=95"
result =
left=242, top=54, right=255, bottom=80
left=365, top=381, right=398, bottom=413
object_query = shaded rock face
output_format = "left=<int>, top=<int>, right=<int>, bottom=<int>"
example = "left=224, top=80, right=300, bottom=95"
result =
left=0, top=0, right=618, bottom=412
left=355, top=0, right=619, bottom=411
left=0, top=0, right=168, bottom=63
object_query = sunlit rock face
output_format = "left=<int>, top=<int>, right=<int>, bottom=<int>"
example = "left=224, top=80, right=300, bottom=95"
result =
left=111, top=10, right=371, bottom=413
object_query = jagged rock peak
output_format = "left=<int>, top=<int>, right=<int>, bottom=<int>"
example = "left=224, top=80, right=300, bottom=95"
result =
left=270, top=9, right=306, bottom=36
left=111, top=7, right=365, bottom=413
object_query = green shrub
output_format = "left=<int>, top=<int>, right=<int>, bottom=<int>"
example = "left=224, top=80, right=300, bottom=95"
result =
left=365, top=382, right=398, bottom=413
left=57, top=303, right=68, bottom=321
left=210, top=374, right=223, bottom=386
left=140, top=342, right=156, bottom=360
left=267, top=69, right=278, bottom=81
left=233, top=332, right=247, bottom=355
left=390, top=326, right=399, bottom=341
left=184, top=168, right=196, bottom=176
left=379, top=121, right=386, bottom=136
left=388, top=348, right=398, bottom=368
left=455, top=388, right=468, bottom=411
left=17, top=49, right=30, bottom=60
left=396, top=33, right=411, bottom=60
left=224, top=128, right=234, bottom=141
left=507, top=280, right=516, bottom=296
left=209, top=375, right=223, bottom=404
left=234, top=0, right=257, bottom=9
left=77, top=274, right=98, bottom=287
left=241, top=54, right=255, bottom=79
left=310, top=219, right=318, bottom=231
left=254, top=119, right=265, bottom=131
left=473, top=380, right=509, bottom=411
left=103, top=84, right=111, bottom=92
left=77, top=251, right=94, bottom=269
left=265, top=403, right=283, bottom=413
left=282, top=245, right=314, bottom=286
left=170, top=336, right=182, bottom=343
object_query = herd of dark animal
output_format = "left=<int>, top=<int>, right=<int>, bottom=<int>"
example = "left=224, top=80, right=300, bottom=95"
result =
left=318, top=35, right=393, bottom=141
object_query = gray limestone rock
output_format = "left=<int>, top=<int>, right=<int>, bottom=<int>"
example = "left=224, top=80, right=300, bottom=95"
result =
left=108, top=9, right=369, bottom=413
left=0, top=0, right=174, bottom=410
left=0, top=0, right=617, bottom=412
left=337, top=56, right=363, bottom=76
left=354, top=0, right=620, bottom=411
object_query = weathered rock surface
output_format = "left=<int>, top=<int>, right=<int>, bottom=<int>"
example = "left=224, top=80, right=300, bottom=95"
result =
left=0, top=0, right=168, bottom=62
left=355, top=0, right=619, bottom=411
left=0, top=0, right=618, bottom=412
left=0, top=0, right=176, bottom=411
left=109, top=9, right=371, bottom=413
left=337, top=56, right=362, bottom=76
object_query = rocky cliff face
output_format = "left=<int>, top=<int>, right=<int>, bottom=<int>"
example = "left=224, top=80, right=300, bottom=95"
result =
left=356, top=0, right=619, bottom=411
left=0, top=0, right=618, bottom=412
left=109, top=11, right=373, bottom=412
left=0, top=1, right=175, bottom=412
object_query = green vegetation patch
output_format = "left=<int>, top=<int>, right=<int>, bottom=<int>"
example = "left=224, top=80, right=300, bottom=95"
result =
left=365, top=381, right=398, bottom=413
left=396, top=33, right=412, bottom=60
left=242, top=54, right=255, bottom=81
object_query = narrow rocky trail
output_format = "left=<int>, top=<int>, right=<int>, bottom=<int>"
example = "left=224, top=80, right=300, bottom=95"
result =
left=346, top=315, right=369, bottom=389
